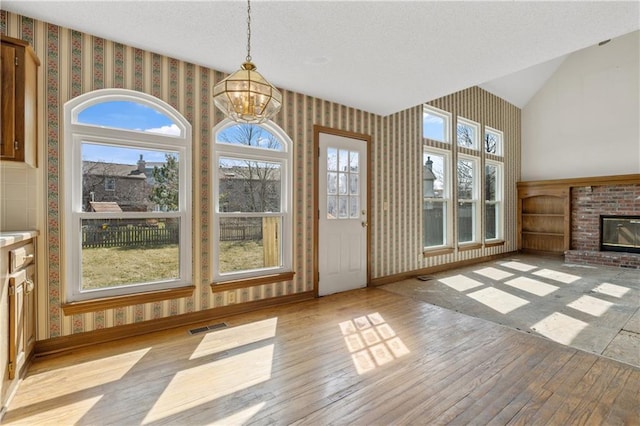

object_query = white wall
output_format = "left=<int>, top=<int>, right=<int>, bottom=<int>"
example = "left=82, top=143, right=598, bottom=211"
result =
left=522, top=30, right=639, bottom=181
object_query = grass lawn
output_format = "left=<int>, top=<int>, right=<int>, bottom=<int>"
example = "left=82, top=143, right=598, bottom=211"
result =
left=82, top=240, right=267, bottom=288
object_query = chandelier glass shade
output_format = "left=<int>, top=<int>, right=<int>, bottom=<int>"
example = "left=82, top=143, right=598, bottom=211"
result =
left=213, top=0, right=282, bottom=124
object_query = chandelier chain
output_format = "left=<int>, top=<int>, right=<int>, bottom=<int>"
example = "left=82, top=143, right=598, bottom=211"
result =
left=246, top=0, right=252, bottom=62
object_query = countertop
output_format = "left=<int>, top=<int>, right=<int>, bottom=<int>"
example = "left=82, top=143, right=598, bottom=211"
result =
left=0, top=230, right=39, bottom=248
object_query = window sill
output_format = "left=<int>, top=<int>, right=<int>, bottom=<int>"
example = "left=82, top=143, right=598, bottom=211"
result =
left=211, top=271, right=296, bottom=293
left=423, top=247, right=454, bottom=257
left=458, top=243, right=483, bottom=252
left=485, top=240, right=505, bottom=248
left=62, top=285, right=196, bottom=315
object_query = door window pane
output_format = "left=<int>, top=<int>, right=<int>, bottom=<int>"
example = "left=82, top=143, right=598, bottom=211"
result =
left=327, top=147, right=360, bottom=220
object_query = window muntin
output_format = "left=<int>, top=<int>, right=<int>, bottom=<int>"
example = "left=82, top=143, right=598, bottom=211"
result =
left=457, top=155, right=479, bottom=244
left=485, top=161, right=503, bottom=240
left=484, top=127, right=503, bottom=156
left=423, top=148, right=451, bottom=249
left=213, top=121, right=292, bottom=281
left=457, top=117, right=480, bottom=150
left=64, top=89, right=192, bottom=302
left=423, top=105, right=451, bottom=143
left=326, top=147, right=360, bottom=219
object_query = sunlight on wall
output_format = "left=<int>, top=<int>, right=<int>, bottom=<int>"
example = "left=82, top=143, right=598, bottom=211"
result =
left=500, top=261, right=537, bottom=272
left=474, top=267, right=514, bottom=281
left=504, top=276, right=559, bottom=297
left=339, top=312, right=410, bottom=375
left=189, top=317, right=278, bottom=360
left=439, top=275, right=484, bottom=291
left=592, top=282, right=631, bottom=298
left=568, top=295, right=614, bottom=317
left=531, top=312, right=588, bottom=345
left=533, top=268, right=581, bottom=284
left=467, top=287, right=530, bottom=314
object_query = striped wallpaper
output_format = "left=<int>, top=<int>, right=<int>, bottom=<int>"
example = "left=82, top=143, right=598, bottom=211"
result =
left=1, top=11, right=521, bottom=340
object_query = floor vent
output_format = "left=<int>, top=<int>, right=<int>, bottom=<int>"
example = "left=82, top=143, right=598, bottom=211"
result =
left=188, top=322, right=228, bottom=335
left=416, top=275, right=435, bottom=281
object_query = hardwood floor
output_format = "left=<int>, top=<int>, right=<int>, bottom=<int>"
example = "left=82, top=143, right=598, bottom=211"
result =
left=3, top=288, right=639, bottom=425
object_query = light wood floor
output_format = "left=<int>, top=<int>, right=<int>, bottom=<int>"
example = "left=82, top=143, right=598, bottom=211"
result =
left=4, top=288, right=639, bottom=425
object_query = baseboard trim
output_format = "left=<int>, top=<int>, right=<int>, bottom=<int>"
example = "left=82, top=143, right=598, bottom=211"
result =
left=370, top=251, right=518, bottom=286
left=35, top=291, right=315, bottom=357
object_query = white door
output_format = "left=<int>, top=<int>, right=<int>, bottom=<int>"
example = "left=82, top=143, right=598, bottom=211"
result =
left=318, top=132, right=368, bottom=296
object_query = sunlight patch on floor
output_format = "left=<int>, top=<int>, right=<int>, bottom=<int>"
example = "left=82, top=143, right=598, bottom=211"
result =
left=500, top=261, right=537, bottom=272
left=190, top=317, right=278, bottom=360
left=144, top=344, right=274, bottom=423
left=504, top=276, right=559, bottom=297
left=568, top=295, right=614, bottom=317
left=474, top=267, right=514, bottom=281
left=210, top=402, right=266, bottom=426
left=340, top=313, right=409, bottom=375
left=533, top=268, right=581, bottom=284
left=439, top=275, right=484, bottom=292
left=467, top=287, right=529, bottom=314
left=592, top=282, right=630, bottom=298
left=531, top=312, right=588, bottom=345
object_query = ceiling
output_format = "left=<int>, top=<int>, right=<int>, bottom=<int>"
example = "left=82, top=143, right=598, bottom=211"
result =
left=3, top=1, right=639, bottom=115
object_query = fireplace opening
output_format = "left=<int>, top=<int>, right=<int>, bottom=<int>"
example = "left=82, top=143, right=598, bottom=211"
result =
left=600, top=215, right=640, bottom=254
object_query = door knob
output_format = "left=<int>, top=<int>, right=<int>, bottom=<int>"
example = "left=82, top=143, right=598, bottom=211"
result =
left=361, top=222, right=368, bottom=228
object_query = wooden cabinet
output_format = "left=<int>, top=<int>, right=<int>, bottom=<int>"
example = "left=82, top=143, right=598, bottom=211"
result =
left=1, top=35, right=39, bottom=167
left=1, top=236, right=37, bottom=416
left=517, top=184, right=570, bottom=254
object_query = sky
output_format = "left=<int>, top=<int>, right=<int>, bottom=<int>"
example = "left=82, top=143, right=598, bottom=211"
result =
left=79, top=100, right=180, bottom=164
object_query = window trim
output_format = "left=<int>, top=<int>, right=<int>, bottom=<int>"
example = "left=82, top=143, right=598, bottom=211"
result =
left=423, top=146, right=452, bottom=250
left=63, top=88, right=192, bottom=303
left=423, top=104, right=452, bottom=143
left=457, top=154, right=480, bottom=245
left=485, top=159, right=504, bottom=242
left=212, top=119, right=293, bottom=283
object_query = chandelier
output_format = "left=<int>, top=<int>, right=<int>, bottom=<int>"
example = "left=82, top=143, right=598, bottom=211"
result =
left=213, top=0, right=282, bottom=124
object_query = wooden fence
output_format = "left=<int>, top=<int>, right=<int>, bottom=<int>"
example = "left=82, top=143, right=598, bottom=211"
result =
left=83, top=221, right=267, bottom=248
left=83, top=225, right=179, bottom=248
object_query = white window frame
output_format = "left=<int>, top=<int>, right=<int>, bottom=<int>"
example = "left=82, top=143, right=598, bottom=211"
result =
left=423, top=105, right=452, bottom=143
left=485, top=160, right=504, bottom=241
left=484, top=126, right=503, bottom=156
left=457, top=117, right=480, bottom=150
left=457, top=154, right=480, bottom=245
left=212, top=119, right=293, bottom=282
left=423, top=147, right=452, bottom=250
left=63, top=88, right=192, bottom=302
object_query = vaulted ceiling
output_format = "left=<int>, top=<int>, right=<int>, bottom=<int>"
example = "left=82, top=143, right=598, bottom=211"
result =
left=3, top=1, right=639, bottom=114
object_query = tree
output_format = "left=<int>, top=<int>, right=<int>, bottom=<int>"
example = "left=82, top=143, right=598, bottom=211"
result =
left=151, top=153, right=179, bottom=211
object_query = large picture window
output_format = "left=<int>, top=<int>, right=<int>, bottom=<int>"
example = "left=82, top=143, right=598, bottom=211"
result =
left=213, top=121, right=292, bottom=281
left=64, top=89, right=192, bottom=302
left=423, top=148, right=451, bottom=249
left=457, top=155, right=479, bottom=244
left=485, top=161, right=503, bottom=240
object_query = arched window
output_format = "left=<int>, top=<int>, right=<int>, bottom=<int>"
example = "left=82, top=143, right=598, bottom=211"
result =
left=64, top=89, right=192, bottom=302
left=212, top=120, right=292, bottom=282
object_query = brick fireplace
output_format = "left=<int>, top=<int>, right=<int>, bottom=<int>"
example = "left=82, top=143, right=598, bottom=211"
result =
left=565, top=183, right=640, bottom=268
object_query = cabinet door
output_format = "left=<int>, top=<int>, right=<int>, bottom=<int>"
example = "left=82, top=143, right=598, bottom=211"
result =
left=8, top=274, right=26, bottom=380
left=1, top=43, right=18, bottom=160
left=24, top=265, right=37, bottom=356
